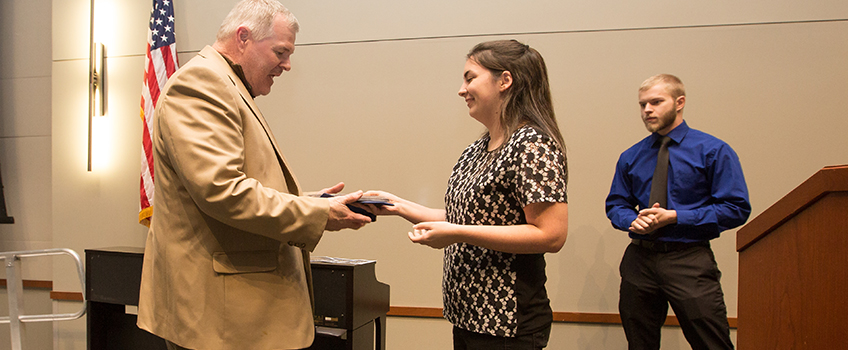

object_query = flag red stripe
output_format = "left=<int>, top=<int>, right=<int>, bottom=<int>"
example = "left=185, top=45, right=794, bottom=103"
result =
left=140, top=44, right=151, bottom=113
left=142, top=117, right=154, bottom=178
left=161, top=44, right=177, bottom=76
left=146, top=55, right=161, bottom=109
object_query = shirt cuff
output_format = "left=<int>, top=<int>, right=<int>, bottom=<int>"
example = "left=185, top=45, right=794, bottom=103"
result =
left=675, top=209, right=694, bottom=226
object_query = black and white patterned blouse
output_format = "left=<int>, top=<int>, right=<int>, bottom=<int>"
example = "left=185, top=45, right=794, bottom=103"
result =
left=443, top=125, right=568, bottom=337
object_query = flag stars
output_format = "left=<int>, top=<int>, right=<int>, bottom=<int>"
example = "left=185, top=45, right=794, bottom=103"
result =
left=148, top=0, right=176, bottom=48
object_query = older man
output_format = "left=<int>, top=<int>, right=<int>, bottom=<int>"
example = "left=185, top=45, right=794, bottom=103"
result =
left=137, top=1, right=372, bottom=349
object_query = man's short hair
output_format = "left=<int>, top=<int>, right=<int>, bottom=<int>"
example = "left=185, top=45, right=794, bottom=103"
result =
left=639, top=74, right=686, bottom=99
left=216, top=0, right=299, bottom=43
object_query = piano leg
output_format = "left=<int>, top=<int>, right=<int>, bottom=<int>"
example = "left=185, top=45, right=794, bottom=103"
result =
left=375, top=315, right=386, bottom=350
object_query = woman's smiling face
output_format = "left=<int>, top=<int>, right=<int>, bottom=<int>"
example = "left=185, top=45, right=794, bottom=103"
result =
left=458, top=58, right=505, bottom=124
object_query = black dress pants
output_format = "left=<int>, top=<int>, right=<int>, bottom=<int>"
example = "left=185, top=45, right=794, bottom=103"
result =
left=619, top=241, right=733, bottom=350
left=453, top=325, right=550, bottom=350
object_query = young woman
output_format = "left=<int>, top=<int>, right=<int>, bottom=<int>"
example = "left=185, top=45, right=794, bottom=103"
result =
left=364, top=40, right=568, bottom=350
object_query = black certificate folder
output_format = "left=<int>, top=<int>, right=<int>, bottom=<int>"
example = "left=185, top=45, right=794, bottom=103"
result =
left=320, top=193, right=393, bottom=221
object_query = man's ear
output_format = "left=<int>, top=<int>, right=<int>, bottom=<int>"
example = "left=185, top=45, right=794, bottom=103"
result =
left=675, top=95, right=686, bottom=112
left=499, top=71, right=513, bottom=92
left=236, top=27, right=251, bottom=49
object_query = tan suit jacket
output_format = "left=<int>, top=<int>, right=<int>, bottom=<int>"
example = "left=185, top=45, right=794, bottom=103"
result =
left=138, top=46, right=330, bottom=350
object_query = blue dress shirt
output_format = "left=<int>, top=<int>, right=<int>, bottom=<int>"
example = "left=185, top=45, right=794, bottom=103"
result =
left=605, top=121, right=751, bottom=242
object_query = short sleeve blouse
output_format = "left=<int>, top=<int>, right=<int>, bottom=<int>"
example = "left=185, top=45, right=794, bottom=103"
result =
left=442, top=125, right=568, bottom=337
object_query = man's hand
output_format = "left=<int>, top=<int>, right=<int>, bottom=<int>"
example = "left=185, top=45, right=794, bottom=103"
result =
left=324, top=191, right=372, bottom=231
left=629, top=203, right=677, bottom=235
left=318, top=182, right=345, bottom=196
left=303, top=182, right=346, bottom=198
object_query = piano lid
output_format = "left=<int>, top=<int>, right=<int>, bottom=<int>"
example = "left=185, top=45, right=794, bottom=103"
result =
left=311, top=256, right=376, bottom=266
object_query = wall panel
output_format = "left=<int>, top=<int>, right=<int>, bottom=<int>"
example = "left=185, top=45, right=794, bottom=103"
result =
left=43, top=0, right=848, bottom=348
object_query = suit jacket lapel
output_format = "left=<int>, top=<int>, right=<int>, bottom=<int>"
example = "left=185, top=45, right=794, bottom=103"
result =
left=200, top=46, right=303, bottom=196
left=236, top=90, right=303, bottom=196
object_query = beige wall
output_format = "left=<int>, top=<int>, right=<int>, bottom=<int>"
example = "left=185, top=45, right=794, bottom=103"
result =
left=0, top=0, right=56, bottom=348
left=0, top=0, right=54, bottom=279
left=0, top=0, right=843, bottom=348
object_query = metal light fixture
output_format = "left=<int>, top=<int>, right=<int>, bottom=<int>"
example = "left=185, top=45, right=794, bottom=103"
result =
left=91, top=43, right=106, bottom=117
left=87, top=0, right=107, bottom=172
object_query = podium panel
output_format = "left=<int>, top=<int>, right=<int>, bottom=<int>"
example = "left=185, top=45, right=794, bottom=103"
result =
left=737, top=165, right=848, bottom=349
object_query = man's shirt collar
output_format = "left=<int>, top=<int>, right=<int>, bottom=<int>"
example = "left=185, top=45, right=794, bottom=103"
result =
left=221, top=54, right=255, bottom=98
left=652, top=120, right=689, bottom=146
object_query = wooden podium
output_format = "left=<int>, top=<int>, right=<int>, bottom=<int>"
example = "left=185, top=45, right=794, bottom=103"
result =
left=736, top=165, right=848, bottom=349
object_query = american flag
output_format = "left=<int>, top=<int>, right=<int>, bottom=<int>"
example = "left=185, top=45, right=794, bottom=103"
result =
left=139, top=0, right=178, bottom=226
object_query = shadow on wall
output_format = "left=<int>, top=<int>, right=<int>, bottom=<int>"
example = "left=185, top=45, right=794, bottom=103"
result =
left=554, top=224, right=630, bottom=348
left=556, top=224, right=625, bottom=311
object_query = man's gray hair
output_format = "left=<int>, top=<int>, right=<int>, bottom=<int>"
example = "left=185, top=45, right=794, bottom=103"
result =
left=216, top=0, right=299, bottom=43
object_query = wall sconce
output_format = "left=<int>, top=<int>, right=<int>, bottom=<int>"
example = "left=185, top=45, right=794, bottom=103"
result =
left=88, top=42, right=108, bottom=172
left=87, top=0, right=107, bottom=172
left=87, top=39, right=107, bottom=171
left=91, top=43, right=106, bottom=117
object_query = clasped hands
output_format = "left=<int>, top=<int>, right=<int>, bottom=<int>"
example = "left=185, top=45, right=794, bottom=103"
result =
left=629, top=203, right=677, bottom=235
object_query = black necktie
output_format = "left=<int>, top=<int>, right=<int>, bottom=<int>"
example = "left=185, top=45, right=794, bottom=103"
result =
left=648, top=136, right=672, bottom=208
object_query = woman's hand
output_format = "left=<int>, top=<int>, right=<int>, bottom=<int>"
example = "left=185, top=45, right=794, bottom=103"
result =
left=409, top=221, right=460, bottom=249
left=359, top=190, right=403, bottom=216
left=358, top=190, right=447, bottom=224
left=403, top=202, right=568, bottom=254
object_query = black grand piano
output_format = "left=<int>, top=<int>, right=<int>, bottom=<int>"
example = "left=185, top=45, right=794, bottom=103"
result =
left=85, top=247, right=390, bottom=350
left=309, top=256, right=390, bottom=350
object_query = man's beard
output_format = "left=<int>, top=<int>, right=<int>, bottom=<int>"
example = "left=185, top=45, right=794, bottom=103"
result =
left=643, top=108, right=676, bottom=133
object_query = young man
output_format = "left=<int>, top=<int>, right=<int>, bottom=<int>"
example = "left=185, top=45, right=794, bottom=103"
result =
left=605, top=74, right=751, bottom=349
